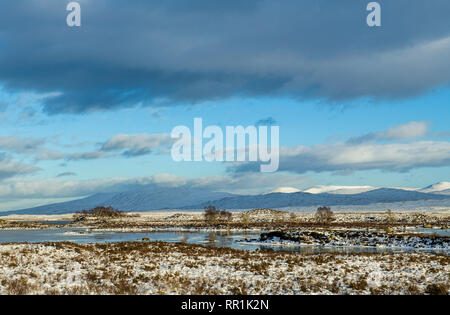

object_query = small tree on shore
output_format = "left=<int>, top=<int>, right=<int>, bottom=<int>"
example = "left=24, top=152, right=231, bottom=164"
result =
left=241, top=212, right=250, bottom=228
left=386, top=209, right=396, bottom=224
left=204, top=206, right=232, bottom=224
left=204, top=205, right=218, bottom=224
left=78, top=206, right=125, bottom=218
left=219, top=210, right=232, bottom=220
left=315, top=206, right=334, bottom=223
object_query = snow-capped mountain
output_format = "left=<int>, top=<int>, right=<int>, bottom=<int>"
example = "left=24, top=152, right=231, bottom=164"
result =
left=3, top=182, right=450, bottom=215
left=419, top=182, right=450, bottom=194
left=303, top=185, right=376, bottom=195
left=302, top=182, right=450, bottom=195
left=183, top=188, right=450, bottom=210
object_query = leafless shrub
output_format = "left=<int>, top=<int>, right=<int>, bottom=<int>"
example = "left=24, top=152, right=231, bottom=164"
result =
left=385, top=209, right=396, bottom=224
left=219, top=210, right=233, bottom=220
left=204, top=205, right=218, bottom=223
left=204, top=206, right=232, bottom=224
left=241, top=212, right=251, bottom=227
left=315, top=206, right=334, bottom=223
left=77, top=206, right=125, bottom=218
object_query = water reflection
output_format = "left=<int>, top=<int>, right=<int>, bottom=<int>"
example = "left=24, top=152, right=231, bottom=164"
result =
left=0, top=228, right=447, bottom=255
left=180, top=233, right=189, bottom=243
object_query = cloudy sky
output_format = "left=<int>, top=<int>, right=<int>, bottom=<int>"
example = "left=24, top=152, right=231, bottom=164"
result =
left=1, top=0, right=450, bottom=210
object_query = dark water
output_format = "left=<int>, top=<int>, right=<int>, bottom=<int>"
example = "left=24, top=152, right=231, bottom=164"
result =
left=0, top=227, right=447, bottom=254
left=0, top=228, right=258, bottom=250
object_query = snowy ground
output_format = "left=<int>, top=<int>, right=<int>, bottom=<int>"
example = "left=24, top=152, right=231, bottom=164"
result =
left=0, top=242, right=448, bottom=295
left=0, top=209, right=448, bottom=295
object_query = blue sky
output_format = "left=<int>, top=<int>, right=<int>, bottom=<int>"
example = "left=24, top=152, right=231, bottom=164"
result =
left=0, top=1, right=450, bottom=210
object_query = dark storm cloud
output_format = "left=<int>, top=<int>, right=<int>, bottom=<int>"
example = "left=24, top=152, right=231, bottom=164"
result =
left=100, top=134, right=174, bottom=157
left=1, top=0, right=450, bottom=114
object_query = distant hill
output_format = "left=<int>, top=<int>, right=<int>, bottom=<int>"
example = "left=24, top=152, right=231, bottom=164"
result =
left=0, top=187, right=235, bottom=215
left=0, top=193, right=118, bottom=216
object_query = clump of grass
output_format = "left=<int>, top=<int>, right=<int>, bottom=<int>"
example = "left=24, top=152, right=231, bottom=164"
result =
left=113, top=279, right=138, bottom=295
left=349, top=276, right=368, bottom=291
left=412, top=212, right=428, bottom=225
left=6, top=277, right=30, bottom=295
left=425, top=283, right=448, bottom=295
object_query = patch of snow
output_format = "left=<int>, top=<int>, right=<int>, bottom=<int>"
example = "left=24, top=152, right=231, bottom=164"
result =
left=265, top=187, right=301, bottom=194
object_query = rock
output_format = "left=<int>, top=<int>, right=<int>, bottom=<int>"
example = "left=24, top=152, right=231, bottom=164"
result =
left=73, top=216, right=86, bottom=223
left=259, top=231, right=285, bottom=241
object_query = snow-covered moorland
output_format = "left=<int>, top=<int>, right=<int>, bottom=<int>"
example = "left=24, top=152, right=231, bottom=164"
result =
left=0, top=242, right=448, bottom=295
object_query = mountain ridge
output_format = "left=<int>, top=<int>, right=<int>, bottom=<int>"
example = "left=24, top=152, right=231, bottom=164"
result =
left=0, top=188, right=235, bottom=216
left=2, top=183, right=450, bottom=215
left=182, top=188, right=450, bottom=210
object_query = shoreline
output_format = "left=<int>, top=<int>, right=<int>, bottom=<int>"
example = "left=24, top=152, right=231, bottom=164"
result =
left=0, top=209, right=448, bottom=254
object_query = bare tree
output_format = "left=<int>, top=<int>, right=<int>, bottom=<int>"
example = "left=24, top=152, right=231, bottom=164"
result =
left=315, top=206, right=334, bottom=223
left=204, top=206, right=232, bottom=224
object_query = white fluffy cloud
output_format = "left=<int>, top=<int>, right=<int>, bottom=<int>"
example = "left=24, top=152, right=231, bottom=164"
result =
left=0, top=172, right=309, bottom=201
left=348, top=121, right=430, bottom=144
left=232, top=121, right=450, bottom=174
left=0, top=176, right=163, bottom=199
left=0, top=155, right=40, bottom=179
left=383, top=121, right=430, bottom=140
left=0, top=136, right=45, bottom=154
left=232, top=140, right=450, bottom=174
